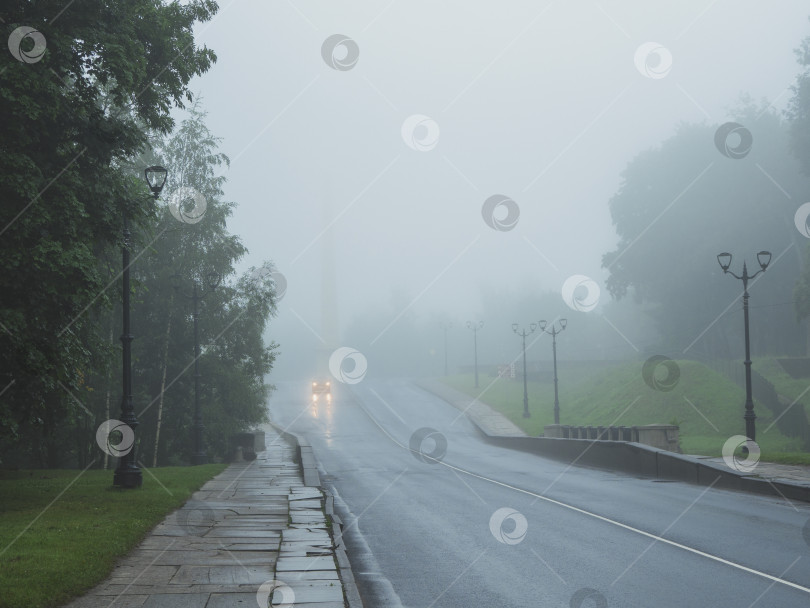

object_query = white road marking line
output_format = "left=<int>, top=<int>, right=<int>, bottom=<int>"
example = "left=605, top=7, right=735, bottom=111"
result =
left=357, top=395, right=810, bottom=596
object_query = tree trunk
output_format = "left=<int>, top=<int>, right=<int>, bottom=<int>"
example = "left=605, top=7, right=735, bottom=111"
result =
left=44, top=390, right=60, bottom=468
left=153, top=294, right=174, bottom=467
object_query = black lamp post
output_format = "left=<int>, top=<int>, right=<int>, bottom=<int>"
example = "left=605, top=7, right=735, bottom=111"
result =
left=466, top=321, right=484, bottom=388
left=114, top=165, right=168, bottom=488
left=512, top=323, right=537, bottom=418
left=440, top=321, right=452, bottom=376
left=539, top=319, right=567, bottom=425
left=717, top=250, right=771, bottom=441
left=174, top=271, right=221, bottom=465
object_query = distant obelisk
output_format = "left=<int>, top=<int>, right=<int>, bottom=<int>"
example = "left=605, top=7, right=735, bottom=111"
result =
left=315, top=189, right=340, bottom=377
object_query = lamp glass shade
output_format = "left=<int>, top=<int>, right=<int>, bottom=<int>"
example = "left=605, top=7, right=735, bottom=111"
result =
left=717, top=252, right=732, bottom=271
left=757, top=250, right=772, bottom=270
left=144, top=165, right=168, bottom=198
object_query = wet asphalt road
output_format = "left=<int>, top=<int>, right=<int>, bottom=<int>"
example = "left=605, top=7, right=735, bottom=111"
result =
left=266, top=379, right=810, bottom=607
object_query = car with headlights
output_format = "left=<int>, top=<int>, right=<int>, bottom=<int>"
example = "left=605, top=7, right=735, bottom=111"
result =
left=312, top=380, right=331, bottom=396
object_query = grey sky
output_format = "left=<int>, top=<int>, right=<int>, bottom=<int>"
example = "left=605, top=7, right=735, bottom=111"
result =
left=183, top=0, right=810, bottom=375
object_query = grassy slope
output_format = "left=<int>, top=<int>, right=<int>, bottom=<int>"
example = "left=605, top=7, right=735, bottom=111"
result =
left=752, top=356, right=810, bottom=419
left=441, top=359, right=803, bottom=457
left=0, top=464, right=226, bottom=608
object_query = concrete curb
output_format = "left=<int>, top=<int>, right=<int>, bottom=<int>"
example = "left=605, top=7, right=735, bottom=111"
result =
left=269, top=422, right=321, bottom=487
left=415, top=379, right=810, bottom=504
left=269, top=423, right=364, bottom=608
left=328, top=503, right=365, bottom=608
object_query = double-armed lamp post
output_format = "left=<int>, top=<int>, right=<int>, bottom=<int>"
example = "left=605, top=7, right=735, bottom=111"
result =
left=716, top=250, right=771, bottom=442
left=539, top=319, right=567, bottom=425
left=173, top=271, right=221, bottom=465
left=512, top=323, right=536, bottom=418
left=467, top=321, right=484, bottom=388
left=114, top=166, right=168, bottom=488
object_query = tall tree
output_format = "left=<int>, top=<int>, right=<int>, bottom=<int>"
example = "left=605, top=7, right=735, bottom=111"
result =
left=602, top=104, right=810, bottom=359
left=0, top=1, right=218, bottom=451
left=788, top=17, right=810, bottom=174
left=132, top=103, right=277, bottom=464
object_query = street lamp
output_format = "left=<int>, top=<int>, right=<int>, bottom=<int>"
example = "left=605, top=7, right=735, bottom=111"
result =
left=466, top=321, right=484, bottom=388
left=174, top=271, right=221, bottom=465
left=513, top=323, right=537, bottom=418
left=539, top=319, right=567, bottom=424
left=114, top=165, right=168, bottom=488
left=440, top=321, right=452, bottom=376
left=717, top=250, right=771, bottom=441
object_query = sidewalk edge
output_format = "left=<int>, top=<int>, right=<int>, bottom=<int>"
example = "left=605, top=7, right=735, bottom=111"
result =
left=268, top=422, right=365, bottom=608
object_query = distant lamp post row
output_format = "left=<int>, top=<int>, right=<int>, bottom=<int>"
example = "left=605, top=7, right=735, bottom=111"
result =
left=717, top=250, right=771, bottom=442
left=512, top=323, right=536, bottom=418
left=114, top=166, right=169, bottom=489
left=440, top=321, right=452, bottom=377
left=539, top=319, right=567, bottom=425
left=511, top=319, right=568, bottom=422
left=173, top=271, right=221, bottom=465
left=467, top=321, right=484, bottom=388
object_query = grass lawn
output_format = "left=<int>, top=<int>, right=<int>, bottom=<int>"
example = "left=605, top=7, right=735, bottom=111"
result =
left=441, top=359, right=808, bottom=463
left=753, top=356, right=810, bottom=420
left=0, top=464, right=226, bottom=608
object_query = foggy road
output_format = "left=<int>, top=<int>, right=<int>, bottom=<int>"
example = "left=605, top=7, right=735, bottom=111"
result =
left=267, top=380, right=810, bottom=607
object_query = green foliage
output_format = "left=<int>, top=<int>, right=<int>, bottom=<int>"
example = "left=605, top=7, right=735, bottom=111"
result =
left=85, top=103, right=277, bottom=466
left=1, top=1, right=218, bottom=456
left=1, top=4, right=278, bottom=468
left=0, top=464, right=226, bottom=608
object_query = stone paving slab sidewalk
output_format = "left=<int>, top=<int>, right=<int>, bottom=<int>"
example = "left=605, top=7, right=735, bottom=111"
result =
left=66, top=428, right=347, bottom=608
